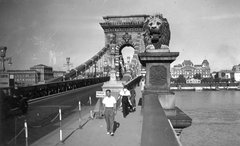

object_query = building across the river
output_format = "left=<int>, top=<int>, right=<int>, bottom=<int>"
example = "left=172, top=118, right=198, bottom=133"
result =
left=232, top=64, right=240, bottom=82
left=52, top=70, right=66, bottom=78
left=30, top=64, right=53, bottom=82
left=6, top=64, right=58, bottom=86
left=7, top=70, right=40, bottom=86
left=171, top=60, right=211, bottom=79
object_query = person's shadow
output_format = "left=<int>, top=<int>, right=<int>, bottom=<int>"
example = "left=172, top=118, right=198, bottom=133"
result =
left=113, top=121, right=120, bottom=133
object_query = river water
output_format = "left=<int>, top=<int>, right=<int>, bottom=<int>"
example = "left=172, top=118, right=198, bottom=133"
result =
left=175, top=91, right=240, bottom=146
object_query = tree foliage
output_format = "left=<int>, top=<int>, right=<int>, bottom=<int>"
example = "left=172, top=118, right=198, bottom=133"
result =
left=231, top=76, right=235, bottom=83
left=201, top=77, right=214, bottom=83
left=177, top=74, right=186, bottom=83
left=214, top=72, right=221, bottom=82
left=221, top=72, right=226, bottom=78
left=193, top=73, right=202, bottom=79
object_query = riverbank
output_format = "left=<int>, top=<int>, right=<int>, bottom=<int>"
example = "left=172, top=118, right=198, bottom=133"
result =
left=170, top=83, right=240, bottom=91
left=171, top=86, right=240, bottom=91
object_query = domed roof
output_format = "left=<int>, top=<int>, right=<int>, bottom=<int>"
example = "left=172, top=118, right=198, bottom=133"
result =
left=182, top=60, right=193, bottom=66
left=202, top=59, right=209, bottom=66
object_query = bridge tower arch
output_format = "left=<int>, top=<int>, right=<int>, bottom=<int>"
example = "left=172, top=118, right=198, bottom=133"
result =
left=100, top=15, right=148, bottom=79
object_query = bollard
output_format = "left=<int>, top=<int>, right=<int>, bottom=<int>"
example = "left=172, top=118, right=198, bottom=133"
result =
left=89, top=96, right=93, bottom=119
left=24, top=120, right=28, bottom=146
left=90, top=110, right=93, bottom=119
left=78, top=101, right=82, bottom=129
left=59, top=108, right=63, bottom=142
left=89, top=96, right=92, bottom=106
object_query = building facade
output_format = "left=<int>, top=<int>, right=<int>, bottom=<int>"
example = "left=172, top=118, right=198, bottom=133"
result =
left=6, top=64, right=56, bottom=86
left=7, top=70, right=40, bottom=86
left=30, top=64, right=53, bottom=82
left=53, top=70, right=66, bottom=78
left=171, top=60, right=211, bottom=79
left=232, top=64, right=240, bottom=82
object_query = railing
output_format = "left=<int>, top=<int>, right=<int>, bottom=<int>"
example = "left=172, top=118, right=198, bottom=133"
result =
left=2, top=77, right=110, bottom=102
left=124, top=75, right=142, bottom=88
left=141, top=93, right=181, bottom=146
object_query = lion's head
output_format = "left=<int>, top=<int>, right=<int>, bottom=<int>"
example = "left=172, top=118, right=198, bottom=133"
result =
left=145, top=14, right=163, bottom=35
left=143, top=14, right=171, bottom=49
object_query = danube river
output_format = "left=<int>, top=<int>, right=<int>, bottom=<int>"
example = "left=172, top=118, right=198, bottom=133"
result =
left=175, top=91, right=240, bottom=146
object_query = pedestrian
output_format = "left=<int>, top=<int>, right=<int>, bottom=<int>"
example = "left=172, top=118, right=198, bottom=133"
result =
left=119, top=85, right=132, bottom=118
left=102, top=89, right=117, bottom=136
left=129, top=85, right=136, bottom=112
left=140, top=78, right=145, bottom=92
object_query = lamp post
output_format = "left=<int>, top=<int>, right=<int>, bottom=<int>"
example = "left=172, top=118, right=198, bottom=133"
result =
left=100, top=65, right=103, bottom=77
left=108, top=44, right=118, bottom=81
left=63, top=57, right=73, bottom=72
left=94, top=62, right=97, bottom=77
left=110, top=46, right=115, bottom=69
left=74, top=69, right=78, bottom=79
left=0, top=46, right=12, bottom=72
left=104, top=61, right=109, bottom=77
left=84, top=64, right=87, bottom=78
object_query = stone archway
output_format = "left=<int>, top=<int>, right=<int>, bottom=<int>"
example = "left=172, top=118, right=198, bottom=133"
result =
left=115, top=41, right=140, bottom=79
left=100, top=15, right=148, bottom=79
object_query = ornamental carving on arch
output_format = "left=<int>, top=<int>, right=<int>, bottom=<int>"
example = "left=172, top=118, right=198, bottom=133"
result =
left=109, top=33, right=116, bottom=44
left=122, top=32, right=132, bottom=43
left=149, top=65, right=167, bottom=85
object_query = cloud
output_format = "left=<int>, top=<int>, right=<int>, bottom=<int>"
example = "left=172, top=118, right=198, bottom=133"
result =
left=49, top=50, right=56, bottom=65
left=202, top=13, right=240, bottom=20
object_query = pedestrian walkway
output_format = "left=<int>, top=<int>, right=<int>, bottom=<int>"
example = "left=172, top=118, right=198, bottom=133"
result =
left=31, top=86, right=143, bottom=146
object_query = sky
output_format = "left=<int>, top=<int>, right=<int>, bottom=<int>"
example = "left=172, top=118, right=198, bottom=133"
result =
left=0, top=0, right=240, bottom=72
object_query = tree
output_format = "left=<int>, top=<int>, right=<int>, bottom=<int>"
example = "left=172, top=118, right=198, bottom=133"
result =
left=177, top=74, right=186, bottom=83
left=214, top=72, right=221, bottom=82
left=230, top=73, right=235, bottom=83
left=231, top=76, right=235, bottom=83
left=193, top=73, right=202, bottom=79
left=201, top=77, right=214, bottom=83
left=221, top=72, right=226, bottom=78
left=170, top=78, right=177, bottom=84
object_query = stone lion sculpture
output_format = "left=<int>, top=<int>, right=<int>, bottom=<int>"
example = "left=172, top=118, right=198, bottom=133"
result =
left=143, top=14, right=170, bottom=50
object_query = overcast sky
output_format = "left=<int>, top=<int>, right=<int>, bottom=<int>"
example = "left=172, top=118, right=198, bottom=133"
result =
left=0, top=0, right=240, bottom=72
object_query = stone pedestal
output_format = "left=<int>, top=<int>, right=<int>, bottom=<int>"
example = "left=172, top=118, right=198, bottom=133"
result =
left=102, top=70, right=124, bottom=94
left=139, top=50, right=179, bottom=110
left=139, top=50, right=192, bottom=140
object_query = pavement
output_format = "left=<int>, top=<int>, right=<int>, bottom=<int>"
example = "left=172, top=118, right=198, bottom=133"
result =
left=31, top=86, right=143, bottom=146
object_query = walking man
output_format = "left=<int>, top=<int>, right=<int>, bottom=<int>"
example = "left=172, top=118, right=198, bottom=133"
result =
left=102, top=89, right=117, bottom=136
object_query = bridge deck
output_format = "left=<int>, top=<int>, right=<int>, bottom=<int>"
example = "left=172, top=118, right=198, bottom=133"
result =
left=31, top=86, right=143, bottom=146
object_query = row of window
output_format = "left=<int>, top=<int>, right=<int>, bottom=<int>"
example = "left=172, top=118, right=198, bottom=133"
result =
left=14, top=74, right=37, bottom=77
left=172, top=75, right=210, bottom=78
left=172, top=72, right=210, bottom=75
left=15, top=78, right=37, bottom=82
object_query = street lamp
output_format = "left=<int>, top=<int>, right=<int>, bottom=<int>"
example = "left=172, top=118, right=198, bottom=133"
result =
left=104, top=61, right=109, bottom=76
left=94, top=61, right=97, bottom=77
left=84, top=64, right=87, bottom=78
left=110, top=45, right=115, bottom=69
left=63, top=57, right=73, bottom=72
left=74, top=68, right=78, bottom=79
left=0, top=46, right=12, bottom=72
left=100, top=65, right=103, bottom=77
